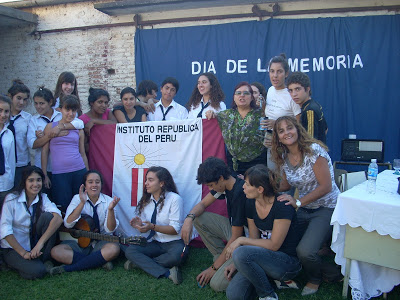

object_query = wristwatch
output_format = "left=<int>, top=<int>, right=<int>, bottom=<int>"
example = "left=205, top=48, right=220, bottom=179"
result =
left=186, top=213, right=196, bottom=220
left=295, top=199, right=301, bottom=208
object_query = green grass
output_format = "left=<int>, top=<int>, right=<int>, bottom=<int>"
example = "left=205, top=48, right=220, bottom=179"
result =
left=0, top=247, right=399, bottom=300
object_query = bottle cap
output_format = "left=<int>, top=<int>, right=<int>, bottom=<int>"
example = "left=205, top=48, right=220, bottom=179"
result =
left=371, top=159, right=377, bottom=163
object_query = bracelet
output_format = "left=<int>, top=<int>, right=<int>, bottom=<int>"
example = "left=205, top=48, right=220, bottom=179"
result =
left=211, top=264, right=218, bottom=271
left=152, top=223, right=156, bottom=230
left=62, top=122, right=67, bottom=129
left=185, top=213, right=196, bottom=220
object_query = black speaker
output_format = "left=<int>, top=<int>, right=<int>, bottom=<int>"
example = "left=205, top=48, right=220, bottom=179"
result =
left=341, top=139, right=384, bottom=163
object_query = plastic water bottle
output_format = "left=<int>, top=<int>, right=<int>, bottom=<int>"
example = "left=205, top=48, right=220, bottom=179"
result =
left=258, top=94, right=264, bottom=108
left=367, top=158, right=378, bottom=194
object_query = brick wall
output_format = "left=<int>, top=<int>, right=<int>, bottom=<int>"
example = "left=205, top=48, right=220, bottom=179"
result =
left=0, top=0, right=396, bottom=113
left=0, top=2, right=136, bottom=113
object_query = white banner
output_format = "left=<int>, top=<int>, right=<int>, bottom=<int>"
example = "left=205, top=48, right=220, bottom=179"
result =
left=112, top=119, right=203, bottom=237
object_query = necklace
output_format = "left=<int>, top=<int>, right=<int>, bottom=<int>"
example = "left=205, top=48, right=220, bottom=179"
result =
left=289, top=152, right=302, bottom=165
left=237, top=111, right=251, bottom=127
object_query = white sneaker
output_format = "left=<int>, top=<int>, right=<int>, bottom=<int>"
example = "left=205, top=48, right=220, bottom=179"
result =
left=259, top=292, right=278, bottom=300
left=168, top=266, right=182, bottom=285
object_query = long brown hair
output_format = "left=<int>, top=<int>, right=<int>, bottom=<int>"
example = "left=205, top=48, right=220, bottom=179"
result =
left=271, top=116, right=328, bottom=168
left=54, top=72, right=82, bottom=115
left=186, top=73, right=225, bottom=111
left=136, top=167, right=178, bottom=214
left=10, top=166, right=46, bottom=239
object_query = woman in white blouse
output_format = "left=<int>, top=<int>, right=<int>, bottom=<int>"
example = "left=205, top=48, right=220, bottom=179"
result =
left=0, top=166, right=62, bottom=279
left=124, top=166, right=186, bottom=285
left=186, top=72, right=226, bottom=119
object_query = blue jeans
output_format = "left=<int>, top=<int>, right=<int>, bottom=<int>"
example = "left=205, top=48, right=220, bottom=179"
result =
left=124, top=239, right=187, bottom=278
left=52, top=168, right=86, bottom=212
left=226, top=246, right=301, bottom=299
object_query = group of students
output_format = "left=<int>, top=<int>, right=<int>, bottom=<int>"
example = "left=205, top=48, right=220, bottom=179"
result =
left=0, top=53, right=339, bottom=299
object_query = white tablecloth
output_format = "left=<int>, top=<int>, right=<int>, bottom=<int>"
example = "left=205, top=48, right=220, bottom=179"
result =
left=331, top=170, right=400, bottom=300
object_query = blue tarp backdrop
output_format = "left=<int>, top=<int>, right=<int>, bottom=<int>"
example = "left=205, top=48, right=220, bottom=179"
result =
left=135, top=15, right=400, bottom=163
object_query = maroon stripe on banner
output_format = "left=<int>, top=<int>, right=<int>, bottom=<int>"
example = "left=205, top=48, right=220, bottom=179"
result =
left=131, top=168, right=148, bottom=207
left=131, top=169, right=139, bottom=207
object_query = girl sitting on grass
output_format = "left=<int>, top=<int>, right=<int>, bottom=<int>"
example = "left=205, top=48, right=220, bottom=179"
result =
left=124, top=166, right=187, bottom=285
left=49, top=170, right=120, bottom=274
left=0, top=166, right=62, bottom=279
left=225, top=164, right=301, bottom=300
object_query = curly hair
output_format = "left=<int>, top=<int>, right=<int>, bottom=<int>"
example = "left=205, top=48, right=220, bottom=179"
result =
left=136, top=166, right=178, bottom=215
left=196, top=156, right=231, bottom=184
left=271, top=116, right=328, bottom=169
left=137, top=80, right=158, bottom=97
left=286, top=72, right=312, bottom=96
left=186, top=73, right=225, bottom=111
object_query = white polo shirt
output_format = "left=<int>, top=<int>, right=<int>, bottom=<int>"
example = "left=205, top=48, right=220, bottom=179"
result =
left=0, top=191, right=61, bottom=250
left=0, top=127, right=15, bottom=192
left=187, top=98, right=226, bottom=119
left=8, top=110, right=31, bottom=167
left=138, top=191, right=183, bottom=243
left=147, top=100, right=188, bottom=121
left=64, top=193, right=119, bottom=235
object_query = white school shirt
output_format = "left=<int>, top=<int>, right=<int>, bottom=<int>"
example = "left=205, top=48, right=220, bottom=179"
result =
left=64, top=193, right=119, bottom=235
left=8, top=110, right=31, bottom=167
left=264, top=86, right=301, bottom=120
left=147, top=100, right=188, bottom=121
left=0, top=127, right=15, bottom=192
left=187, top=98, right=226, bottom=119
left=0, top=191, right=61, bottom=251
left=139, top=191, right=183, bottom=243
left=53, top=97, right=60, bottom=110
left=27, top=110, right=84, bottom=171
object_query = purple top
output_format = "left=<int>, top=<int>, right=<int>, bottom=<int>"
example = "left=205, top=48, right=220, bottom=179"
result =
left=50, top=121, right=85, bottom=174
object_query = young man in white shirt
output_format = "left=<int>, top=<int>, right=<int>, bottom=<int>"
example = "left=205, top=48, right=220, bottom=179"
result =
left=147, top=77, right=188, bottom=121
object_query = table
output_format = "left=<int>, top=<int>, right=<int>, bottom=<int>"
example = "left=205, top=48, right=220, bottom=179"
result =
left=333, top=161, right=392, bottom=170
left=331, top=170, right=400, bottom=300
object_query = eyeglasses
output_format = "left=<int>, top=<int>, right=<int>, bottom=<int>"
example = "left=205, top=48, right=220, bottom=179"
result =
left=234, top=91, right=251, bottom=96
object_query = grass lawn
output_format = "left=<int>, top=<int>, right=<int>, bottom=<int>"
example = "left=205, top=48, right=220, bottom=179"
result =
left=0, top=247, right=398, bottom=300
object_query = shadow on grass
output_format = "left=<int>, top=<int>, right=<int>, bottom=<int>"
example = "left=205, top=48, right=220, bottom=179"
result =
left=0, top=247, right=398, bottom=300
